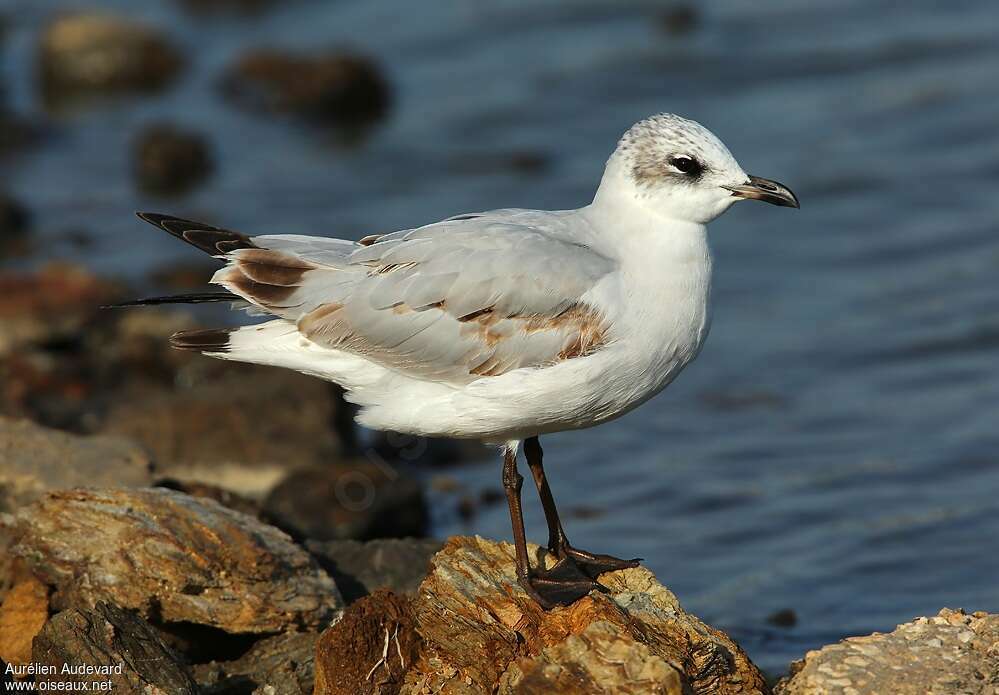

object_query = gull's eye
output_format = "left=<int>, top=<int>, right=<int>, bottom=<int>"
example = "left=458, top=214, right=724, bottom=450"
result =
left=669, top=155, right=701, bottom=176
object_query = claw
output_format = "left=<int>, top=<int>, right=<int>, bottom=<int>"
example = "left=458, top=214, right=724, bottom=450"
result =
left=517, top=557, right=604, bottom=609
left=555, top=545, right=641, bottom=580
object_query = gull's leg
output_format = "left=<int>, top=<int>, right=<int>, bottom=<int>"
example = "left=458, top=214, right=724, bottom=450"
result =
left=502, top=443, right=600, bottom=609
left=524, top=436, right=641, bottom=580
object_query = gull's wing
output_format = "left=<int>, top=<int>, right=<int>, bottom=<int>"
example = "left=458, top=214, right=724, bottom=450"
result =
left=208, top=210, right=616, bottom=384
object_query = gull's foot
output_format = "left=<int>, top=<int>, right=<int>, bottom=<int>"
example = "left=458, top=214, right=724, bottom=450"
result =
left=555, top=545, right=642, bottom=580
left=517, top=557, right=604, bottom=609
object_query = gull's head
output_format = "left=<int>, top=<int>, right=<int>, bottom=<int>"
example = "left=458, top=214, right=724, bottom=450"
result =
left=603, top=113, right=799, bottom=224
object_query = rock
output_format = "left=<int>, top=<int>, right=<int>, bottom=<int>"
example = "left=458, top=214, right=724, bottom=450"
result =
left=306, top=538, right=444, bottom=603
left=149, top=258, right=220, bottom=291
left=221, top=49, right=390, bottom=126
left=32, top=601, right=198, bottom=693
left=0, top=110, right=44, bottom=157
left=0, top=576, right=49, bottom=667
left=0, top=263, right=118, bottom=357
left=767, top=608, right=797, bottom=629
left=194, top=631, right=319, bottom=695
left=155, top=477, right=262, bottom=518
left=38, top=13, right=182, bottom=105
left=0, top=193, right=30, bottom=256
left=447, top=150, right=552, bottom=177
left=8, top=488, right=342, bottom=633
left=314, top=590, right=421, bottom=695
left=0, top=530, right=13, bottom=602
left=775, top=608, right=999, bottom=695
left=175, top=0, right=278, bottom=15
left=0, top=416, right=153, bottom=513
left=263, top=463, right=428, bottom=541
left=101, top=366, right=342, bottom=493
left=134, top=124, right=214, bottom=195
left=312, top=536, right=767, bottom=695
left=500, top=621, right=684, bottom=694
left=0, top=301, right=178, bottom=432
left=656, top=5, right=699, bottom=36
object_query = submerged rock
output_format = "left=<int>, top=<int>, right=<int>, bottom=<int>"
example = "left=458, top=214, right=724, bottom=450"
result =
left=221, top=49, right=390, bottom=126
left=776, top=608, right=999, bottom=695
left=33, top=602, right=198, bottom=693
left=0, top=416, right=153, bottom=513
left=313, top=535, right=767, bottom=695
left=263, top=463, right=428, bottom=541
left=7, top=487, right=342, bottom=633
left=133, top=123, right=214, bottom=195
left=307, top=537, right=444, bottom=603
left=175, top=0, right=279, bottom=15
left=0, top=193, right=31, bottom=257
left=656, top=5, right=700, bottom=36
left=38, top=13, right=183, bottom=105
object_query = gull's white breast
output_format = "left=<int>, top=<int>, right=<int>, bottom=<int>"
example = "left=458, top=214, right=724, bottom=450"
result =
left=381, top=206, right=713, bottom=442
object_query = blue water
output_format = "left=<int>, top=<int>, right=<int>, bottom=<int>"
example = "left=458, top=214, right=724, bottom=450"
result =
left=3, top=0, right=999, bottom=675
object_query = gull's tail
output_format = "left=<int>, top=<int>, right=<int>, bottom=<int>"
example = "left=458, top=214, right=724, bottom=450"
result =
left=105, top=292, right=237, bottom=308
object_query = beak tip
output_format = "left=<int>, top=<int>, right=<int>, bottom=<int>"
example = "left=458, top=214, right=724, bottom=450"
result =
left=728, top=175, right=800, bottom=209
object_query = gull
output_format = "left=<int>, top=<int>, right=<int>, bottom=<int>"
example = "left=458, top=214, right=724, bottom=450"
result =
left=126, top=113, right=798, bottom=608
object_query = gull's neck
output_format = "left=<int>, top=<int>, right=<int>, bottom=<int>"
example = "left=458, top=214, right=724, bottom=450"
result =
left=585, top=155, right=707, bottom=251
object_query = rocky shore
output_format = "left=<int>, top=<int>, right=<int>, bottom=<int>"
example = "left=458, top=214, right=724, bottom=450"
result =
left=2, top=483, right=997, bottom=695
left=0, top=6, right=996, bottom=694
left=0, top=248, right=994, bottom=695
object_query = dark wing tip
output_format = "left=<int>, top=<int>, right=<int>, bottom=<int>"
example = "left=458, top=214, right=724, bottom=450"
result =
left=169, top=327, right=234, bottom=352
left=135, top=212, right=257, bottom=256
left=103, top=292, right=239, bottom=309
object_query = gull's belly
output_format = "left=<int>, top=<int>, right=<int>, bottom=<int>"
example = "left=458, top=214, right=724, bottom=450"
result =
left=440, top=273, right=712, bottom=441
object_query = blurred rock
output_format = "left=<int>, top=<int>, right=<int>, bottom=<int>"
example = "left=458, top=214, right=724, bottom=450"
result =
left=263, top=462, right=428, bottom=541
left=222, top=49, right=390, bottom=127
left=134, top=123, right=214, bottom=195
left=767, top=608, right=797, bottom=628
left=0, top=263, right=118, bottom=357
left=101, top=365, right=342, bottom=491
left=0, top=110, right=44, bottom=156
left=448, top=150, right=552, bottom=177
left=314, top=589, right=420, bottom=695
left=371, top=429, right=479, bottom=467
left=0, top=531, right=14, bottom=603
left=0, top=576, right=49, bottom=667
left=656, top=5, right=699, bottom=36
left=150, top=258, right=219, bottom=291
left=38, top=13, right=183, bottom=106
left=8, top=487, right=342, bottom=633
left=32, top=602, right=198, bottom=693
left=0, top=416, right=153, bottom=513
left=155, top=477, right=261, bottom=517
left=306, top=537, right=443, bottom=603
left=313, top=536, right=767, bottom=694
left=175, top=0, right=279, bottom=15
left=0, top=304, right=180, bottom=432
left=776, top=608, right=999, bottom=695
left=0, top=193, right=31, bottom=257
left=194, top=631, right=318, bottom=695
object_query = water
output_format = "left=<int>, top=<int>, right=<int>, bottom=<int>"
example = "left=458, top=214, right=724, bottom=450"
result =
left=3, top=0, right=999, bottom=675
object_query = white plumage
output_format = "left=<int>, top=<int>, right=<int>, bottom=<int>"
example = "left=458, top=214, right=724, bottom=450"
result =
left=136, top=113, right=798, bottom=607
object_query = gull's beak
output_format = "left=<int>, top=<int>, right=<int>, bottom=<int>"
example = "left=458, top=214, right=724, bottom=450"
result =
left=724, top=175, right=799, bottom=208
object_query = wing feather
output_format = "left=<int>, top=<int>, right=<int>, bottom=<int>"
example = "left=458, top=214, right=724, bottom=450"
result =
left=212, top=209, right=615, bottom=384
